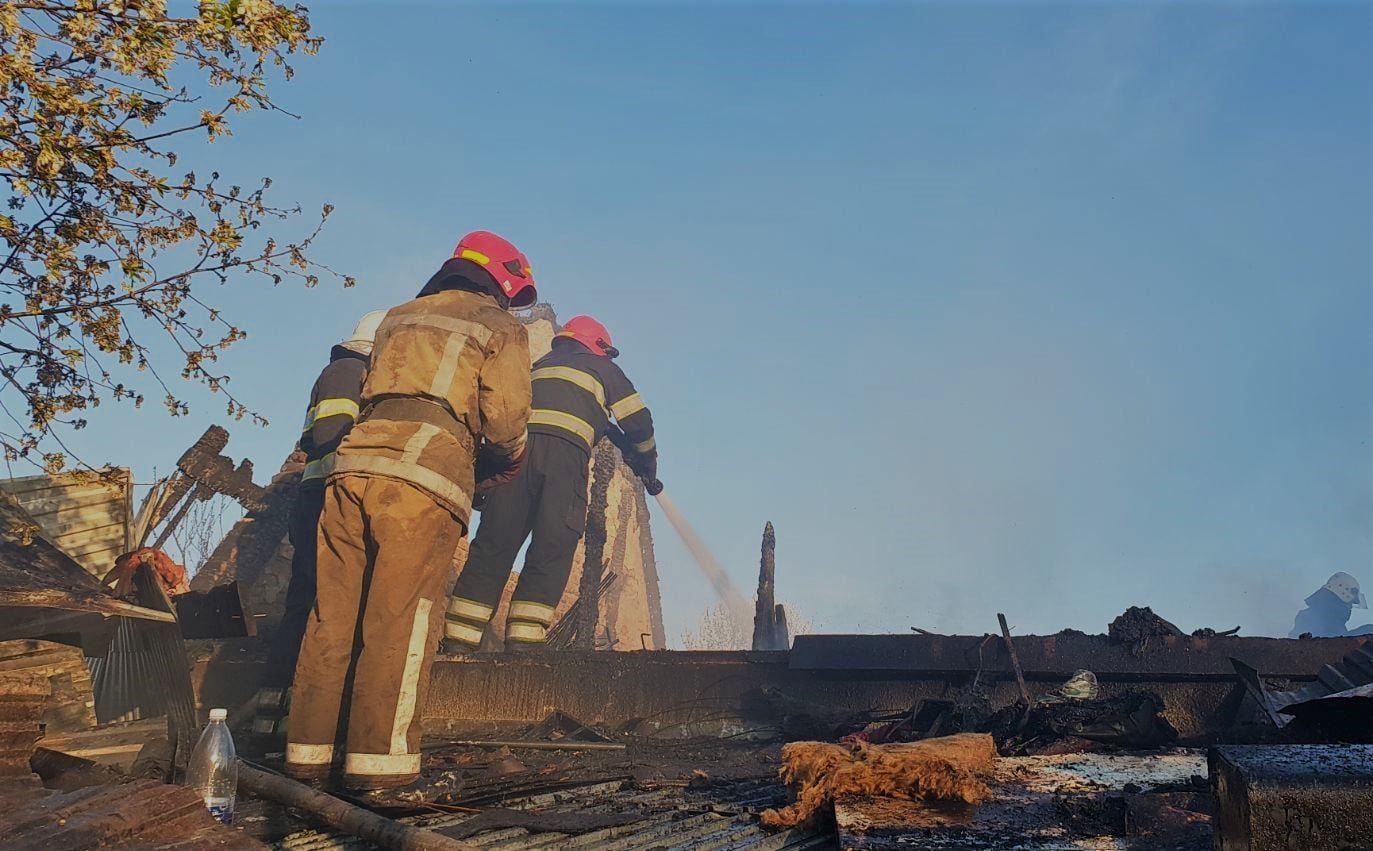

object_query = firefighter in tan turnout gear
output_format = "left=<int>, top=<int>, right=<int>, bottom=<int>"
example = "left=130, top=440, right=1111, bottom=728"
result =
left=285, top=231, right=536, bottom=792
left=444, top=315, right=656, bottom=650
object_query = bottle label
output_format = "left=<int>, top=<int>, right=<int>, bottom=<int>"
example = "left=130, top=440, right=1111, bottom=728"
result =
left=205, top=796, right=234, bottom=825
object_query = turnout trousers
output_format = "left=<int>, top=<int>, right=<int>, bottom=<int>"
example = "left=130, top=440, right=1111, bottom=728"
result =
left=285, top=474, right=465, bottom=789
left=252, top=483, right=326, bottom=734
left=445, top=433, right=589, bottom=647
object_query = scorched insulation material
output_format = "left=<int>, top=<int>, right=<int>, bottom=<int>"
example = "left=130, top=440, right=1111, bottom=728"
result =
left=761, top=732, right=997, bottom=828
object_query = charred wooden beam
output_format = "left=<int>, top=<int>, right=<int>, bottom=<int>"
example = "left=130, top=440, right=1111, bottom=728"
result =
left=773, top=603, right=790, bottom=649
left=575, top=441, right=619, bottom=649
left=173, top=426, right=266, bottom=511
left=1211, top=745, right=1373, bottom=851
left=752, top=523, right=789, bottom=651
left=790, top=633, right=1373, bottom=680
left=189, top=448, right=301, bottom=607
left=174, top=580, right=255, bottom=639
left=752, top=523, right=776, bottom=651
left=238, top=761, right=477, bottom=851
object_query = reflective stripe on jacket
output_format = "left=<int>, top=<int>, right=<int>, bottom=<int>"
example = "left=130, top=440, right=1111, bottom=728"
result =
left=299, top=347, right=368, bottom=485
left=527, top=337, right=655, bottom=457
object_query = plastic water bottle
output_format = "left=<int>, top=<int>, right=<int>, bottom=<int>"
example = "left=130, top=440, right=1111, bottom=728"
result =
left=187, top=707, right=238, bottom=824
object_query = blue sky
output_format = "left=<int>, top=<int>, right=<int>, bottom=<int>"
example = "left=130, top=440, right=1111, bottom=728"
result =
left=61, top=2, right=1371, bottom=642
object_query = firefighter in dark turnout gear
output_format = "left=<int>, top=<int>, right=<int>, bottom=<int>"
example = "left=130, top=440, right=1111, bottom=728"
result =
left=251, top=310, right=387, bottom=737
left=444, top=315, right=657, bottom=650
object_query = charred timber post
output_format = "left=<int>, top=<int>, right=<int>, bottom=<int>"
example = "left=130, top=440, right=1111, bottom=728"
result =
left=576, top=440, right=619, bottom=649
left=997, top=613, right=1032, bottom=710
left=753, top=522, right=777, bottom=651
left=238, top=761, right=478, bottom=851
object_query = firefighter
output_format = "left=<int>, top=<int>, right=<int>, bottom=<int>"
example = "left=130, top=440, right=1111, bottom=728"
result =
left=250, top=310, right=386, bottom=739
left=1290, top=572, right=1370, bottom=637
left=285, top=231, right=535, bottom=792
left=443, top=315, right=656, bottom=651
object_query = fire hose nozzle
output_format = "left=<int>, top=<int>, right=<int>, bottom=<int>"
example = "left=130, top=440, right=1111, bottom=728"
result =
left=644, top=478, right=664, bottom=497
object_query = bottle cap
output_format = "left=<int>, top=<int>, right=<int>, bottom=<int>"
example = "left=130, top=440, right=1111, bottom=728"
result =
left=209, top=708, right=227, bottom=721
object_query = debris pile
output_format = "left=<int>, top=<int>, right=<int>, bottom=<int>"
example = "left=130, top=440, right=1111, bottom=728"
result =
left=761, top=732, right=996, bottom=828
left=985, top=689, right=1179, bottom=755
left=1109, top=605, right=1184, bottom=654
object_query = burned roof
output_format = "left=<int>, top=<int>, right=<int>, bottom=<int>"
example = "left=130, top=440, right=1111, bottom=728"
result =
left=0, top=490, right=170, bottom=642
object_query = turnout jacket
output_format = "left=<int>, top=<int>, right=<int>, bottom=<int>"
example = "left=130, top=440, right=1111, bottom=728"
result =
left=331, top=287, right=531, bottom=527
left=528, top=337, right=655, bottom=461
left=298, top=347, right=368, bottom=488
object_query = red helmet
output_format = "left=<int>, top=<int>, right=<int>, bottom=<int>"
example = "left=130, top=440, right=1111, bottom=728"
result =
left=453, top=230, right=537, bottom=309
left=557, top=315, right=618, bottom=358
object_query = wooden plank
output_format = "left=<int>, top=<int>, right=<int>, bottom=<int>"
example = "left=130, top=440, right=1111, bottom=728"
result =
left=0, top=609, right=115, bottom=654
left=10, top=494, right=126, bottom=534
left=0, top=590, right=176, bottom=623
left=0, top=477, right=121, bottom=501
left=50, top=522, right=125, bottom=553
left=40, top=505, right=125, bottom=537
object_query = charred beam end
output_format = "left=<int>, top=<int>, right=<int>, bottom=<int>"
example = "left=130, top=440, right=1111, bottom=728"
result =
left=174, top=425, right=267, bottom=511
left=175, top=425, right=229, bottom=473
left=773, top=603, right=790, bottom=650
left=1211, top=745, right=1373, bottom=851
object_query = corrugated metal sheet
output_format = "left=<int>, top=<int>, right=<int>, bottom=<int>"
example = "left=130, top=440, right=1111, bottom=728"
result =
left=275, top=777, right=833, bottom=850
left=0, top=470, right=132, bottom=579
